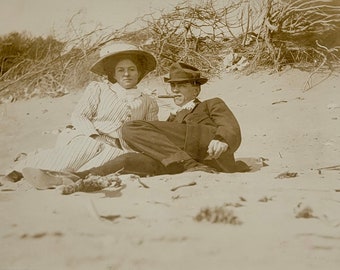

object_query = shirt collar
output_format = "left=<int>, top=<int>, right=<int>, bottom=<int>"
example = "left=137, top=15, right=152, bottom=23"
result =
left=170, top=98, right=200, bottom=115
left=178, top=98, right=200, bottom=111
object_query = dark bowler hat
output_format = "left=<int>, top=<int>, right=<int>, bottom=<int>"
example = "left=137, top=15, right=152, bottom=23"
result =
left=164, top=62, right=208, bottom=85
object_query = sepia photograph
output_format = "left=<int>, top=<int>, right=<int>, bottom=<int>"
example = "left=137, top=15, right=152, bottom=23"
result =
left=1, top=0, right=340, bottom=269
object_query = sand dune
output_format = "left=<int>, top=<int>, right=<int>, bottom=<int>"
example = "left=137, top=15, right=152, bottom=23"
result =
left=1, top=68, right=340, bottom=270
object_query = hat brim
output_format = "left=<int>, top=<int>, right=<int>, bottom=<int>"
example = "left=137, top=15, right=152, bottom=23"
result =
left=90, top=50, right=156, bottom=84
left=163, top=77, right=208, bottom=85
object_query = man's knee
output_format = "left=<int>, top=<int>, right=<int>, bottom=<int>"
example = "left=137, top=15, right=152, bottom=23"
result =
left=122, top=121, right=134, bottom=141
left=122, top=120, right=143, bottom=141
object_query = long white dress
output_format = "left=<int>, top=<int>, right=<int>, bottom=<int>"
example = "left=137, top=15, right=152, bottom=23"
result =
left=14, top=80, right=159, bottom=172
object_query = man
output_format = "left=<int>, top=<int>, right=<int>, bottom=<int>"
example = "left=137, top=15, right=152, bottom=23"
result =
left=122, top=62, right=242, bottom=173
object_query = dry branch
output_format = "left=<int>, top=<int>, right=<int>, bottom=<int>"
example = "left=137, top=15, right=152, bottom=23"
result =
left=1, top=0, right=339, bottom=101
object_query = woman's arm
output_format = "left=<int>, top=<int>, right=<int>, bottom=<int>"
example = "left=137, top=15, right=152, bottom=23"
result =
left=145, top=96, right=159, bottom=121
left=71, top=82, right=101, bottom=137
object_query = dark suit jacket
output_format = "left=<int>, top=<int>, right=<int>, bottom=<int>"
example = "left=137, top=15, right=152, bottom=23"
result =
left=168, top=98, right=241, bottom=172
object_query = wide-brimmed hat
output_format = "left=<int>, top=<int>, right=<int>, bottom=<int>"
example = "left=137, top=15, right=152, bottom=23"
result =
left=90, top=43, right=156, bottom=83
left=163, top=62, right=208, bottom=85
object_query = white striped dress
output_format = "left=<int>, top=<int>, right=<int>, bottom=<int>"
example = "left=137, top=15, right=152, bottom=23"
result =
left=15, top=80, right=159, bottom=172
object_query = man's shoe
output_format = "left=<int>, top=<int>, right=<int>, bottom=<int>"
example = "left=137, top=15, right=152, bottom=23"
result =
left=22, top=168, right=80, bottom=190
left=185, top=164, right=218, bottom=173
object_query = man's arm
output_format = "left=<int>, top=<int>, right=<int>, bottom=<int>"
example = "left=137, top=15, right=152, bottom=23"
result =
left=207, top=98, right=241, bottom=153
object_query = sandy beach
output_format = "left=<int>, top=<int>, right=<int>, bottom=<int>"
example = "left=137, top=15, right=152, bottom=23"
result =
left=1, top=67, right=340, bottom=270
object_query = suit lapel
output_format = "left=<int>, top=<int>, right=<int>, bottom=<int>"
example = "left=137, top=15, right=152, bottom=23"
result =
left=173, top=99, right=201, bottom=123
left=174, top=109, right=191, bottom=122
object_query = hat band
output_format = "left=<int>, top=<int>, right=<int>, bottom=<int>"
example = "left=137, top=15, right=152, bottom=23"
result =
left=169, top=74, right=201, bottom=81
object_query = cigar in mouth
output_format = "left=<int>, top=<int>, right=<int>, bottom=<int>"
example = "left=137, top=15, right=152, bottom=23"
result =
left=157, top=94, right=181, bottom=98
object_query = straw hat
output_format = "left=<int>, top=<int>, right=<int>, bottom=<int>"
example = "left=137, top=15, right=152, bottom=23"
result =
left=163, top=62, right=208, bottom=85
left=90, top=43, right=156, bottom=83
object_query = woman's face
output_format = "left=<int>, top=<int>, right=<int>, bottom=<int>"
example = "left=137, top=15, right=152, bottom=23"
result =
left=113, top=59, right=140, bottom=89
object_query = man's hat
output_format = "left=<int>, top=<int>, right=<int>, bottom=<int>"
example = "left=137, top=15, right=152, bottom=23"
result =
left=163, top=62, right=208, bottom=85
left=90, top=43, right=156, bottom=83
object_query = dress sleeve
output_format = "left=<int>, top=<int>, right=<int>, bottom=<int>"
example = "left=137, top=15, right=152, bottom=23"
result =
left=71, top=81, right=101, bottom=137
left=145, top=95, right=159, bottom=121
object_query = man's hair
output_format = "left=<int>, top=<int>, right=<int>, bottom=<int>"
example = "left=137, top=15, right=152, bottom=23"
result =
left=190, top=81, right=201, bottom=96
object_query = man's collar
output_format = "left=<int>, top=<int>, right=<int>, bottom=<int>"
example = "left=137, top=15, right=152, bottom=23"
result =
left=178, top=98, right=200, bottom=111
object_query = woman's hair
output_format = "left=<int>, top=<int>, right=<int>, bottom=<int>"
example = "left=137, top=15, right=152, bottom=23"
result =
left=103, top=54, right=144, bottom=83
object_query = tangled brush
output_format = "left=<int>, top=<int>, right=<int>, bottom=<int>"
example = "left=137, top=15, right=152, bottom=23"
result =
left=59, top=173, right=122, bottom=195
left=194, top=206, right=242, bottom=225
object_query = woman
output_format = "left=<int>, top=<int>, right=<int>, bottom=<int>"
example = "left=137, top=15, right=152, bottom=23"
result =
left=12, top=43, right=159, bottom=173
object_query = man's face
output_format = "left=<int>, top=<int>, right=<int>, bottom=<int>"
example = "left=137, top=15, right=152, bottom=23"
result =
left=170, top=81, right=200, bottom=107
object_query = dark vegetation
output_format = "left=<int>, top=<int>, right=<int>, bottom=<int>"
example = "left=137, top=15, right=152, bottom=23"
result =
left=0, top=0, right=339, bottom=102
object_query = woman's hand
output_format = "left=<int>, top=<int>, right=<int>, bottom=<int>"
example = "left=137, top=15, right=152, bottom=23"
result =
left=90, top=134, right=107, bottom=144
left=206, top=139, right=229, bottom=159
left=90, top=134, right=121, bottom=148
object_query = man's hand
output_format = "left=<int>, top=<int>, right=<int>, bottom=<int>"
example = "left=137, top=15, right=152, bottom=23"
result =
left=206, top=139, right=229, bottom=159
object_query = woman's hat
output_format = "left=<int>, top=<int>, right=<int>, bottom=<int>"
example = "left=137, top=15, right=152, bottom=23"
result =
left=90, top=43, right=157, bottom=83
left=163, top=62, right=208, bottom=85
